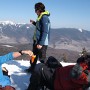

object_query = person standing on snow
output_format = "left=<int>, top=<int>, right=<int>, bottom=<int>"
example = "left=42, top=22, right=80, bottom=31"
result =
left=26, top=2, right=51, bottom=73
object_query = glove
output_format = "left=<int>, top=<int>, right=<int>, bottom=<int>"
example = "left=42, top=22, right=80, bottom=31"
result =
left=31, top=55, right=36, bottom=63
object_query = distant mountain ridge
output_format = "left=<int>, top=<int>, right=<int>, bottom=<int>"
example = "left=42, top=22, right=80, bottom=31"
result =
left=0, top=21, right=90, bottom=52
left=50, top=28, right=90, bottom=51
left=0, top=21, right=34, bottom=43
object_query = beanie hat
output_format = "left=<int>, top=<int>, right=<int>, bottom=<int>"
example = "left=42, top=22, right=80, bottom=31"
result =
left=35, top=2, right=45, bottom=12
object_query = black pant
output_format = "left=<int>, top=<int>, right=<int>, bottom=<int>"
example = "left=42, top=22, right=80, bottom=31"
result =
left=30, top=41, right=47, bottom=71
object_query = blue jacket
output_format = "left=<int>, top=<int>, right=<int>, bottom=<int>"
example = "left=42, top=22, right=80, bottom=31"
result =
left=0, top=52, right=13, bottom=87
left=33, top=11, right=51, bottom=45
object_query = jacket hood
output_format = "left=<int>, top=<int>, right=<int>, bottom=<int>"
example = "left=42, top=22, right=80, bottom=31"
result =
left=42, top=10, right=50, bottom=16
left=37, top=11, right=50, bottom=21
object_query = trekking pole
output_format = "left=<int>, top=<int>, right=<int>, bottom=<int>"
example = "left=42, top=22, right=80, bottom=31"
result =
left=31, top=55, right=36, bottom=63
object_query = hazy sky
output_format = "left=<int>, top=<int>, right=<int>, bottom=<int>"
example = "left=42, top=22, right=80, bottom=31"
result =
left=0, top=0, right=90, bottom=30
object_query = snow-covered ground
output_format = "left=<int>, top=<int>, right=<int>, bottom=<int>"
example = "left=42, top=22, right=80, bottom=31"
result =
left=2, top=60, right=31, bottom=90
left=2, top=60, right=89, bottom=90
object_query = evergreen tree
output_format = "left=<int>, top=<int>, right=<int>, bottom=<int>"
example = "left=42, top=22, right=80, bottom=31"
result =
left=62, top=53, right=67, bottom=62
left=81, top=47, right=88, bottom=57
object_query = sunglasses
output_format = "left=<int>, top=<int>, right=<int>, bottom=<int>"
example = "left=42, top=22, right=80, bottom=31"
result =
left=35, top=9, right=38, bottom=12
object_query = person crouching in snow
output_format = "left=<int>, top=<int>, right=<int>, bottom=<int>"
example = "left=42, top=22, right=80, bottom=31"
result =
left=27, top=54, right=90, bottom=90
left=54, top=54, right=90, bottom=90
left=0, top=50, right=33, bottom=90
